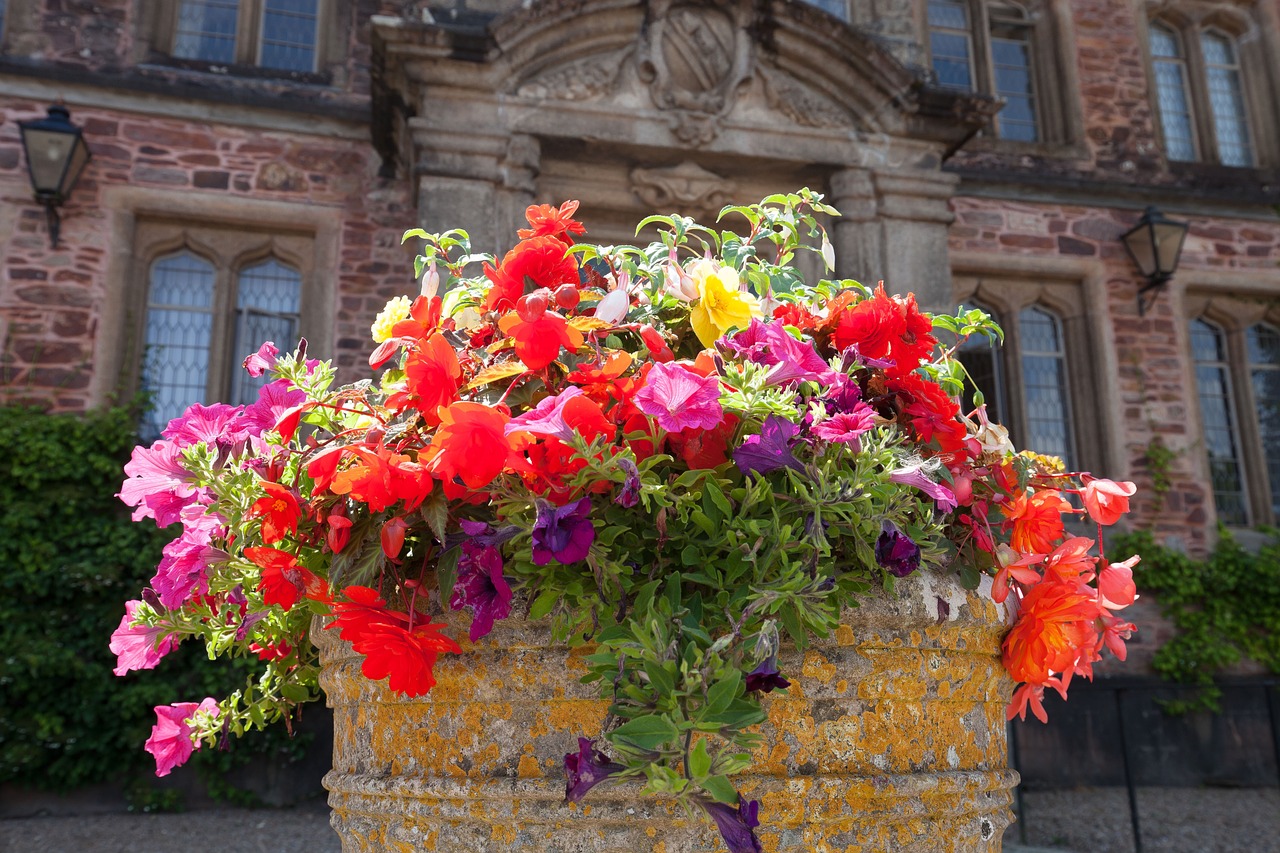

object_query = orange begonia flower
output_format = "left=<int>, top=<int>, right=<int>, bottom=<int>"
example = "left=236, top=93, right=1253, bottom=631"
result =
left=517, top=200, right=587, bottom=244
left=1002, top=578, right=1101, bottom=686
left=498, top=310, right=584, bottom=371
left=1080, top=478, right=1138, bottom=526
left=248, top=482, right=301, bottom=545
left=1004, top=489, right=1073, bottom=554
left=391, top=333, right=461, bottom=422
left=428, top=402, right=513, bottom=490
left=330, top=446, right=433, bottom=513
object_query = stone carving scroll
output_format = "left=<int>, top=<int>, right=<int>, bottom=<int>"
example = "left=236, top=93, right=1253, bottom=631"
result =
left=515, top=54, right=629, bottom=101
left=630, top=161, right=737, bottom=218
left=760, top=67, right=854, bottom=129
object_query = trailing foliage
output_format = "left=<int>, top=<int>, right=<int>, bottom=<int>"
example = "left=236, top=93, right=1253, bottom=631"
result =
left=0, top=405, right=306, bottom=799
left=1114, top=528, right=1280, bottom=712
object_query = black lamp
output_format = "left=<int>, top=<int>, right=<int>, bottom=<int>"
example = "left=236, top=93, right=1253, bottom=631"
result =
left=1121, top=205, right=1189, bottom=316
left=19, top=104, right=93, bottom=248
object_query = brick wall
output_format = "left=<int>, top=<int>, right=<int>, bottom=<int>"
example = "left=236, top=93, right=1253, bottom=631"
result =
left=0, top=99, right=416, bottom=411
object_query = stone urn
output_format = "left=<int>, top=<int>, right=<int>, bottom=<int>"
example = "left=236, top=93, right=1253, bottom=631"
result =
left=317, top=573, right=1018, bottom=852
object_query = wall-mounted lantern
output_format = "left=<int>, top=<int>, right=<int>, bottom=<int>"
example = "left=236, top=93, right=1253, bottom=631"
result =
left=1121, top=205, right=1190, bottom=316
left=18, top=104, right=93, bottom=249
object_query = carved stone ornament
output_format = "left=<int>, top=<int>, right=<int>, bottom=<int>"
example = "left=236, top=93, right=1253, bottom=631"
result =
left=515, top=54, right=629, bottom=102
left=637, top=0, right=754, bottom=144
left=760, top=67, right=854, bottom=130
left=630, top=161, right=737, bottom=217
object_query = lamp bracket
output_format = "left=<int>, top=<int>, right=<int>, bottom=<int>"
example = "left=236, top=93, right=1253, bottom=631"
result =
left=1136, top=275, right=1170, bottom=317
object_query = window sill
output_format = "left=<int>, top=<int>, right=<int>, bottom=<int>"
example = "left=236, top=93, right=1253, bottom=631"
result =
left=1168, top=160, right=1279, bottom=185
left=958, top=135, right=1090, bottom=162
left=139, top=57, right=334, bottom=89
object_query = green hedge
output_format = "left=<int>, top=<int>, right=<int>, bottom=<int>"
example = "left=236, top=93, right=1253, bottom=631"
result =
left=0, top=406, right=305, bottom=802
left=1113, top=527, right=1280, bottom=712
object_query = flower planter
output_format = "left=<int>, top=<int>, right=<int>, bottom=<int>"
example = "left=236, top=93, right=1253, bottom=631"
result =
left=317, top=572, right=1017, bottom=852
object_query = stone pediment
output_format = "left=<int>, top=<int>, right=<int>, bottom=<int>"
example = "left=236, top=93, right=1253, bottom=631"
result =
left=374, top=0, right=997, bottom=164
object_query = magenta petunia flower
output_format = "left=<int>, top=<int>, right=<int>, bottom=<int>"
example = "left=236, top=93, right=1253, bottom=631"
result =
left=449, top=542, right=513, bottom=642
left=109, top=600, right=179, bottom=676
left=634, top=362, right=724, bottom=433
left=242, top=341, right=278, bottom=378
left=505, top=387, right=583, bottom=441
left=118, top=440, right=202, bottom=527
left=531, top=497, right=595, bottom=565
left=241, top=379, right=307, bottom=437
left=145, top=697, right=218, bottom=777
left=163, top=403, right=249, bottom=449
left=811, top=404, right=877, bottom=451
left=151, top=506, right=228, bottom=609
left=722, top=320, right=835, bottom=387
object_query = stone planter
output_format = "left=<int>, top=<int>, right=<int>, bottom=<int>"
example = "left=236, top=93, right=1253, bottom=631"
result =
left=317, top=573, right=1018, bottom=852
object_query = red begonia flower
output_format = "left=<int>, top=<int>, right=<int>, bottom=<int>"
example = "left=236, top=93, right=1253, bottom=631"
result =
left=248, top=482, right=301, bottom=545
left=498, top=310, right=584, bottom=370
left=1003, top=490, right=1074, bottom=555
left=389, top=332, right=461, bottom=421
left=428, top=402, right=513, bottom=490
left=245, top=547, right=327, bottom=611
left=483, top=236, right=579, bottom=313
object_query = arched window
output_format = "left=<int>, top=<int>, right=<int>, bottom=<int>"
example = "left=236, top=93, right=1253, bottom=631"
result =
left=1148, top=19, right=1258, bottom=167
left=800, top=0, right=849, bottom=21
left=230, top=258, right=302, bottom=405
left=926, top=1, right=1057, bottom=143
left=1150, top=24, right=1197, bottom=162
left=1189, top=318, right=1248, bottom=525
left=1019, top=306, right=1074, bottom=468
left=1247, top=324, right=1280, bottom=519
left=171, top=0, right=320, bottom=73
left=140, top=251, right=217, bottom=438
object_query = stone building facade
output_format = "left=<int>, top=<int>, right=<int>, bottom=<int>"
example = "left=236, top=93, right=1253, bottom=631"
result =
left=0, top=0, right=1278, bottom=556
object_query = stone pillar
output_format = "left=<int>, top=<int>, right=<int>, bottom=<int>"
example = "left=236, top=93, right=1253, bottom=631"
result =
left=872, top=169, right=960, bottom=312
left=412, top=124, right=541, bottom=255
left=829, top=168, right=881, bottom=286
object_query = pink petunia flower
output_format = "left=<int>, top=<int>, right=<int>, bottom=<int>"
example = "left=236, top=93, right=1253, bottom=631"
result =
left=162, top=402, right=249, bottom=449
left=505, top=387, right=583, bottom=441
left=118, top=440, right=202, bottom=527
left=811, top=404, right=877, bottom=450
left=634, top=362, right=724, bottom=433
left=890, top=464, right=958, bottom=512
left=241, top=379, right=307, bottom=437
left=152, top=506, right=228, bottom=609
left=145, top=697, right=219, bottom=777
left=110, top=600, right=179, bottom=676
left=242, top=341, right=279, bottom=378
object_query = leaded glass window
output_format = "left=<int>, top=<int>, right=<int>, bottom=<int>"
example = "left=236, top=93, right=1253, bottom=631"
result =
left=230, top=259, right=301, bottom=405
left=1020, top=306, right=1074, bottom=467
left=1248, top=324, right=1280, bottom=518
left=800, top=0, right=848, bottom=20
left=1190, top=319, right=1248, bottom=525
left=259, top=0, right=319, bottom=72
left=1201, top=31, right=1253, bottom=167
left=955, top=301, right=1006, bottom=423
left=141, top=252, right=217, bottom=438
left=928, top=1, right=975, bottom=92
left=1150, top=25, right=1197, bottom=162
left=174, top=0, right=241, bottom=64
left=990, top=29, right=1036, bottom=140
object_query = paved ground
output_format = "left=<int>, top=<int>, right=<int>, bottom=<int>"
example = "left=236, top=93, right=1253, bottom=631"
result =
left=1, top=787, right=1277, bottom=852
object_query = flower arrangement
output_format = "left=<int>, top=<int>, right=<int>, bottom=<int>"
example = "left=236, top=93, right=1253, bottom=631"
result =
left=111, top=191, right=1138, bottom=852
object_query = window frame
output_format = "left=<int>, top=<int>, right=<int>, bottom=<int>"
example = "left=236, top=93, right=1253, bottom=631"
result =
left=922, top=0, right=1080, bottom=150
left=951, top=274, right=1101, bottom=473
left=1143, top=7, right=1278, bottom=170
left=124, top=219, right=318, bottom=425
left=149, top=0, right=334, bottom=78
left=1183, top=294, right=1280, bottom=528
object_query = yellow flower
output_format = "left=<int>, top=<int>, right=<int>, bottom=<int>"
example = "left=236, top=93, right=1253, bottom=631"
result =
left=371, top=296, right=412, bottom=343
left=688, top=260, right=759, bottom=348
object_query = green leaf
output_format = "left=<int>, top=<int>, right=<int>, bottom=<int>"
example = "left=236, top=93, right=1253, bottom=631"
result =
left=689, top=738, right=712, bottom=779
left=959, top=562, right=982, bottom=590
left=529, top=588, right=559, bottom=620
left=610, top=714, right=678, bottom=751
left=420, top=489, right=448, bottom=545
left=704, top=668, right=741, bottom=715
left=435, top=546, right=460, bottom=606
left=702, top=774, right=739, bottom=805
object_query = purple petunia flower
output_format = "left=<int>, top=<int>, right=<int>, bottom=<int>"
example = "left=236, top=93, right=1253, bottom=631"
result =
left=615, top=457, right=641, bottom=508
left=700, top=797, right=763, bottom=853
left=876, top=520, right=921, bottom=578
left=531, top=497, right=595, bottom=566
left=890, top=465, right=958, bottom=512
left=744, top=657, right=791, bottom=694
left=564, top=737, right=625, bottom=804
left=821, top=373, right=864, bottom=415
left=449, top=541, right=513, bottom=642
left=733, top=415, right=805, bottom=476
left=458, top=518, right=522, bottom=549
left=505, top=387, right=583, bottom=441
